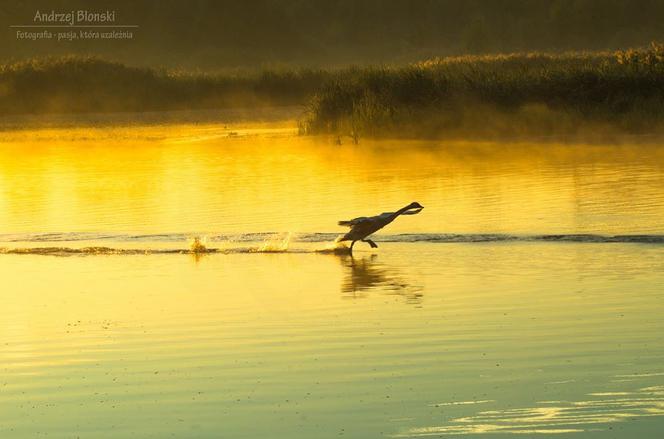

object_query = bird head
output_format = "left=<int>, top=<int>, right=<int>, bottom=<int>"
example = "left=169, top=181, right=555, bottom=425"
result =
left=401, top=202, right=423, bottom=215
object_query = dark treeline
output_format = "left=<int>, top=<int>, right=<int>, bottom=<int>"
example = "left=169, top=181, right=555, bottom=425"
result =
left=0, top=57, right=327, bottom=114
left=2, top=0, right=664, bottom=68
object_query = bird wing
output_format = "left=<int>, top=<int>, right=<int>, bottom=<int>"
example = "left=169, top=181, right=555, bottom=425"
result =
left=339, top=212, right=393, bottom=227
left=338, top=216, right=371, bottom=227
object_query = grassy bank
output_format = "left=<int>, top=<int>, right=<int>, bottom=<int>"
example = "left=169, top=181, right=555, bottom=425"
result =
left=2, top=45, right=664, bottom=139
left=301, top=43, right=664, bottom=139
left=0, top=56, right=326, bottom=115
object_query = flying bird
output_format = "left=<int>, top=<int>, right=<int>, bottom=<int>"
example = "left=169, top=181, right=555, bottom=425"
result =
left=337, top=202, right=424, bottom=254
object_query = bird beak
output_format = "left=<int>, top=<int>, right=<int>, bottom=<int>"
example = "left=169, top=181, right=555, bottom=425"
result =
left=403, top=206, right=423, bottom=215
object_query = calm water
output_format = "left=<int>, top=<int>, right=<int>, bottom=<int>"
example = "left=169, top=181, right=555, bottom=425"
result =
left=1, top=122, right=664, bottom=438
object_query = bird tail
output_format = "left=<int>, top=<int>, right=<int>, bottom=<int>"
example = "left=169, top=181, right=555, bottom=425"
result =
left=338, top=220, right=352, bottom=226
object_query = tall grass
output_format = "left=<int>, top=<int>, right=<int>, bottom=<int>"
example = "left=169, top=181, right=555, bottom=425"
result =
left=301, top=43, right=664, bottom=138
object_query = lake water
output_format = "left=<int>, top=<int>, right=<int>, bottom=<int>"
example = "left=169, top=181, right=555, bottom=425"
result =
left=1, top=122, right=663, bottom=438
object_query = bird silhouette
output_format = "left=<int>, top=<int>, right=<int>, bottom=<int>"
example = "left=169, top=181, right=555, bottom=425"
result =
left=337, top=202, right=423, bottom=254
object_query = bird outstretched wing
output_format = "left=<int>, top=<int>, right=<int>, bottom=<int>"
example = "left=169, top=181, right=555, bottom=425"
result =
left=338, top=216, right=370, bottom=227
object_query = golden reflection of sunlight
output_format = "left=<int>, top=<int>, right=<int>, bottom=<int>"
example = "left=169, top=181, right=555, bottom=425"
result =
left=398, top=383, right=664, bottom=436
left=0, top=251, right=350, bottom=370
left=2, top=124, right=664, bottom=235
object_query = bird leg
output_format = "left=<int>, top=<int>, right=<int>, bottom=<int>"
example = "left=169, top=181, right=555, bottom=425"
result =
left=349, top=240, right=356, bottom=256
left=363, top=239, right=378, bottom=248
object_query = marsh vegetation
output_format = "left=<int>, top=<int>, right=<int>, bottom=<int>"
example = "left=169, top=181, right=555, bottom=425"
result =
left=2, top=43, right=664, bottom=139
left=301, top=43, right=664, bottom=138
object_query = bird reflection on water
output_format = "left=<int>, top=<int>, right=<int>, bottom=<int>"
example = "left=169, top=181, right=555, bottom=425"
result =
left=340, top=254, right=423, bottom=304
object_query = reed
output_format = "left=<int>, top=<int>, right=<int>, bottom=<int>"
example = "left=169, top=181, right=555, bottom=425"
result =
left=301, top=43, right=664, bottom=138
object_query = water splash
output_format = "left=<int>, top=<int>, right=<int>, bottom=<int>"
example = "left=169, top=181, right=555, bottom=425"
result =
left=250, top=232, right=292, bottom=253
left=3, top=231, right=664, bottom=257
left=315, top=240, right=351, bottom=255
left=189, top=236, right=208, bottom=253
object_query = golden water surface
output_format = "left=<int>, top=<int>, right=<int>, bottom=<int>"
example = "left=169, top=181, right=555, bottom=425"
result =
left=1, top=122, right=663, bottom=438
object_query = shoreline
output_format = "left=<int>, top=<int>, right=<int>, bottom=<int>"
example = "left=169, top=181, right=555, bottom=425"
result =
left=2, top=46, right=664, bottom=141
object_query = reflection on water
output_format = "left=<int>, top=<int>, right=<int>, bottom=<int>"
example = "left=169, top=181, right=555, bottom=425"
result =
left=400, top=381, right=664, bottom=436
left=340, top=255, right=423, bottom=304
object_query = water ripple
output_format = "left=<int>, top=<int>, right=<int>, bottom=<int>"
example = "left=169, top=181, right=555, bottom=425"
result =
left=398, top=384, right=664, bottom=436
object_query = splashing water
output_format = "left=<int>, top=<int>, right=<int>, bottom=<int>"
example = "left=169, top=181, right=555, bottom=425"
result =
left=189, top=236, right=208, bottom=253
left=315, top=239, right=351, bottom=255
left=3, top=231, right=664, bottom=258
left=251, top=232, right=293, bottom=253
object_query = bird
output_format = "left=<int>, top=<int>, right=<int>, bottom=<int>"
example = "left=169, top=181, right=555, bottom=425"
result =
left=337, top=202, right=424, bottom=254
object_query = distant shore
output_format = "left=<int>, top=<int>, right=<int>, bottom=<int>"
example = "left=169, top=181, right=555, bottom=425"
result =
left=2, top=45, right=664, bottom=140
left=0, top=56, right=324, bottom=115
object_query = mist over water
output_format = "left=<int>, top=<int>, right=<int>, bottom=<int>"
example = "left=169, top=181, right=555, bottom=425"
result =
left=1, top=123, right=664, bottom=236
left=1, top=122, right=664, bottom=438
